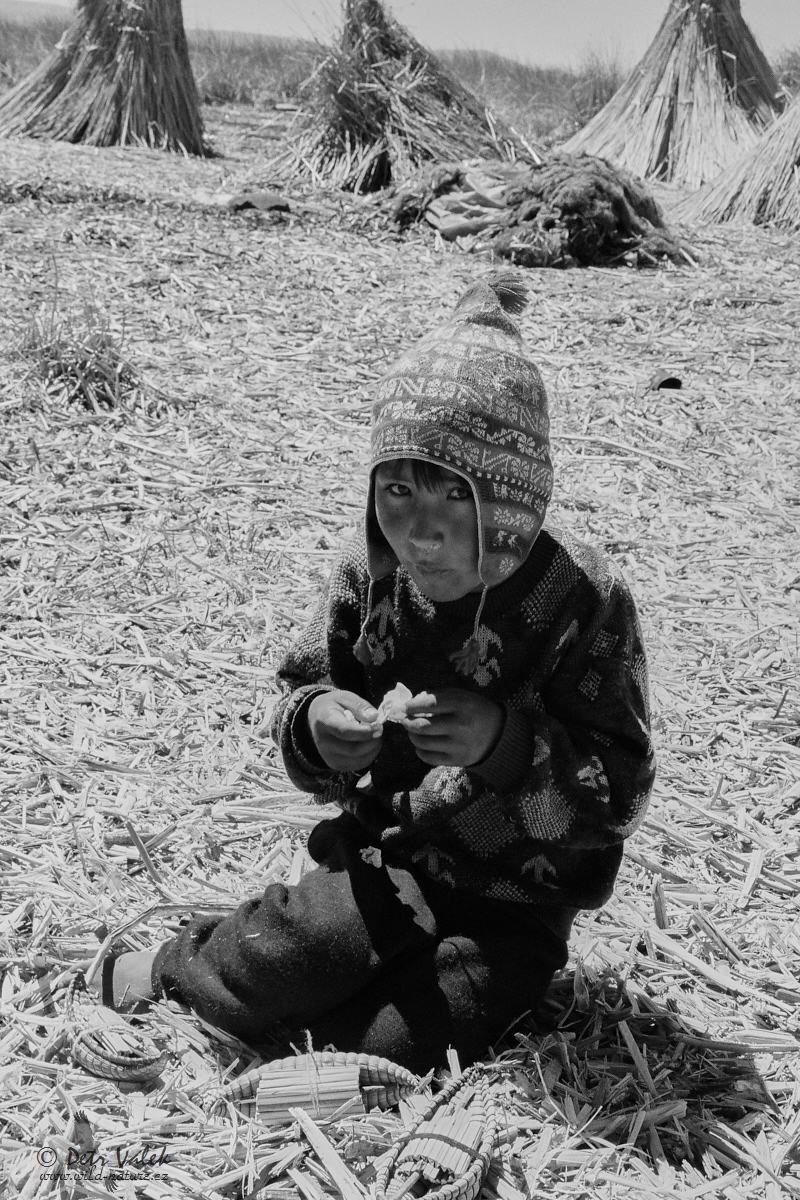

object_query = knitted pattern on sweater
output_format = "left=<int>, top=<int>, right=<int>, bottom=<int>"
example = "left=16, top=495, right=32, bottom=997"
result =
left=271, top=526, right=655, bottom=910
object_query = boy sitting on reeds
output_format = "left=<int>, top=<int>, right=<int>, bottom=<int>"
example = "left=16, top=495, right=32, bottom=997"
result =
left=104, top=274, right=655, bottom=1072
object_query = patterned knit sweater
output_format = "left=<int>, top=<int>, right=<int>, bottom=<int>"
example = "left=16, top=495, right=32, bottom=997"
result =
left=271, top=525, right=655, bottom=911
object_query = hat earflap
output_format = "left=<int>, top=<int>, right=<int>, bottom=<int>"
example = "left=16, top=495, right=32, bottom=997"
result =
left=353, top=579, right=376, bottom=665
left=448, top=585, right=488, bottom=676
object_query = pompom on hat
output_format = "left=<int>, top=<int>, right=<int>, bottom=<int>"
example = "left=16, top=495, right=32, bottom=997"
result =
left=356, top=271, right=553, bottom=673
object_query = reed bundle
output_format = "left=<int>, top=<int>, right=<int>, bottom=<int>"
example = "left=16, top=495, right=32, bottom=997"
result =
left=392, top=1111, right=484, bottom=1184
left=377, top=1066, right=496, bottom=1200
left=269, top=0, right=542, bottom=193
left=224, top=1050, right=419, bottom=1111
left=256, top=1064, right=364, bottom=1123
left=0, top=0, right=207, bottom=155
left=562, top=0, right=782, bottom=189
left=677, top=91, right=800, bottom=230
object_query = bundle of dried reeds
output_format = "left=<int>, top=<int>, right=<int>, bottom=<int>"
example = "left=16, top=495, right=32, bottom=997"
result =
left=255, top=1064, right=364, bottom=1123
left=270, top=0, right=542, bottom=192
left=562, top=0, right=782, bottom=189
left=0, top=0, right=207, bottom=155
left=677, top=91, right=800, bottom=229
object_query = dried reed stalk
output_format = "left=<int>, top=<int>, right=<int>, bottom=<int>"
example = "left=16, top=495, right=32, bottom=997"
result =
left=677, top=91, right=800, bottom=229
left=0, top=0, right=207, bottom=155
left=563, top=0, right=782, bottom=189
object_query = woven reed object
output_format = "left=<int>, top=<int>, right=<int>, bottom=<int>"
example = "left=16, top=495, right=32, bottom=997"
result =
left=222, top=1050, right=419, bottom=1112
left=256, top=1063, right=365, bottom=1122
left=66, top=973, right=167, bottom=1083
left=376, top=1065, right=497, bottom=1200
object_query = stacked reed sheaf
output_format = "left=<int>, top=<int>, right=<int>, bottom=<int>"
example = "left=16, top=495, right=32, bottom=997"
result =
left=0, top=0, right=207, bottom=154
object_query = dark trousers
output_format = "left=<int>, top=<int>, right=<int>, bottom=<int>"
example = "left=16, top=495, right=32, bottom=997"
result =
left=153, top=813, right=571, bottom=1073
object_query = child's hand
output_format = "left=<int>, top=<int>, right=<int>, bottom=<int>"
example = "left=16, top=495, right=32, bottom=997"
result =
left=308, top=691, right=383, bottom=772
left=403, top=689, right=504, bottom=768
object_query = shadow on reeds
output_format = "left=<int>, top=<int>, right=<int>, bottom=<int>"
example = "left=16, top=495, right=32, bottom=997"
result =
left=497, top=966, right=787, bottom=1176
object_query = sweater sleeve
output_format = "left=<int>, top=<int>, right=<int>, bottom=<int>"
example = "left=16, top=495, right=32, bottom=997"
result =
left=505, top=575, right=655, bottom=849
left=391, top=572, right=654, bottom=853
left=270, top=545, right=370, bottom=794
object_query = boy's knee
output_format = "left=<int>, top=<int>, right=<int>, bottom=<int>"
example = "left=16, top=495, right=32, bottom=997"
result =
left=307, top=813, right=364, bottom=866
left=434, top=936, right=491, bottom=1003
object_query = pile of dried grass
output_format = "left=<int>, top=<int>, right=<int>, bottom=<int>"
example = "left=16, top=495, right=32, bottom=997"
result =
left=394, top=155, right=689, bottom=268
left=270, top=0, right=542, bottom=193
left=18, top=302, right=166, bottom=417
left=562, top=0, right=782, bottom=190
left=677, top=92, right=800, bottom=230
left=0, top=0, right=207, bottom=155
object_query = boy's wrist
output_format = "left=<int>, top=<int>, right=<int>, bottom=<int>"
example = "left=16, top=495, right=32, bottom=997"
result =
left=292, top=689, right=335, bottom=773
left=470, top=707, right=534, bottom=791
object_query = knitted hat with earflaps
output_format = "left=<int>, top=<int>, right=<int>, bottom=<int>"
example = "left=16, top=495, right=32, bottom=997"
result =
left=355, top=270, right=552, bottom=674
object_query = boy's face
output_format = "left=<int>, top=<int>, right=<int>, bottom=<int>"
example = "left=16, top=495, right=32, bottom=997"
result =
left=373, top=461, right=483, bottom=601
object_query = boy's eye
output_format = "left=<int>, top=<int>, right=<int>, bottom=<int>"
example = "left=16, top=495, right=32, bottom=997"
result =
left=448, top=486, right=471, bottom=501
left=386, top=483, right=411, bottom=497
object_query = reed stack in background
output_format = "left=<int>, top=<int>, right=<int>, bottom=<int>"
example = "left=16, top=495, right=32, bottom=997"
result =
left=269, top=0, right=542, bottom=193
left=563, top=0, right=782, bottom=189
left=678, top=90, right=800, bottom=230
left=0, top=0, right=207, bottom=155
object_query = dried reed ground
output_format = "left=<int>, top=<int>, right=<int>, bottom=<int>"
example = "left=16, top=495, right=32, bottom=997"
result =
left=0, top=107, right=799, bottom=1198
